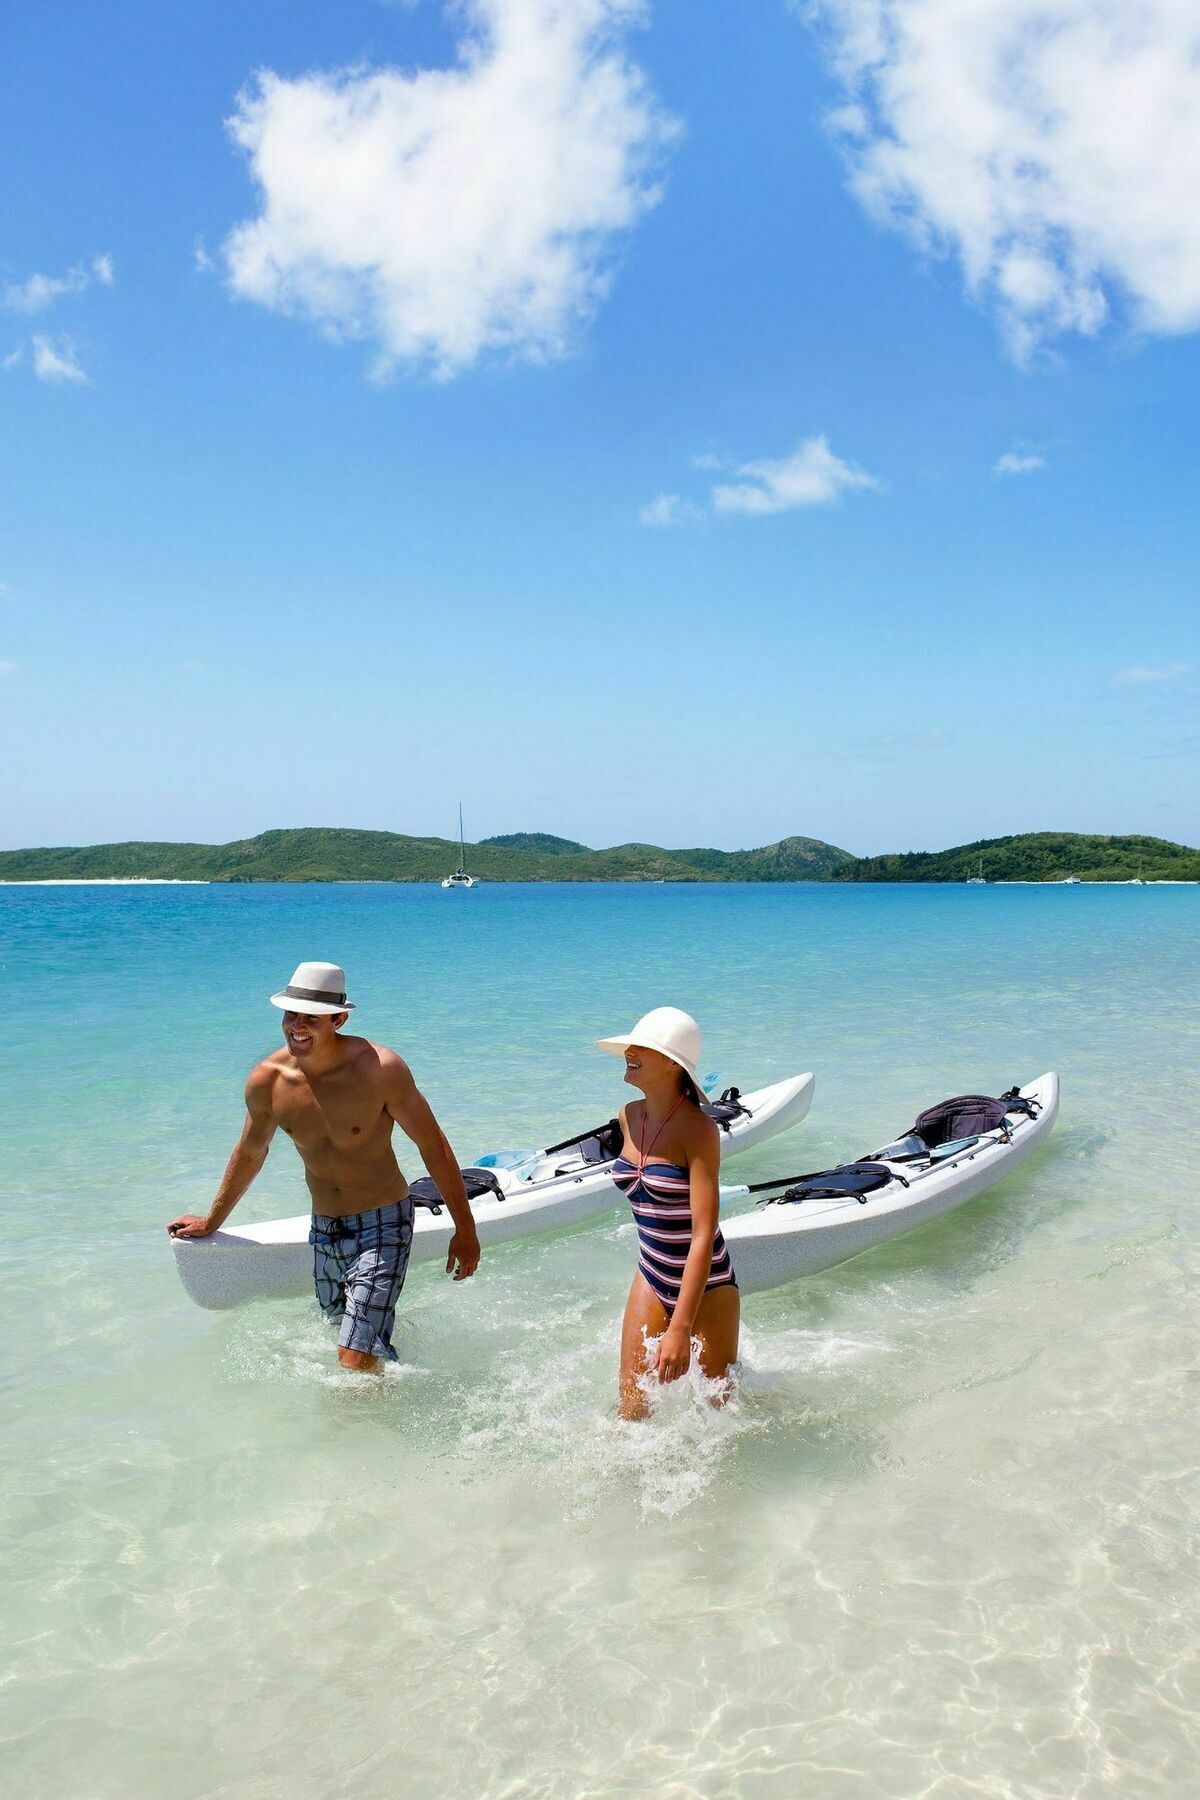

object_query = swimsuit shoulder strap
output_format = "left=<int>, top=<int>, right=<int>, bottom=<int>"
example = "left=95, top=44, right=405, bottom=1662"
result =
left=636, top=1093, right=686, bottom=1168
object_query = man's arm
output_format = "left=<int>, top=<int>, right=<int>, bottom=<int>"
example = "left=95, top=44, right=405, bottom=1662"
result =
left=167, top=1068, right=278, bottom=1239
left=383, top=1054, right=481, bottom=1280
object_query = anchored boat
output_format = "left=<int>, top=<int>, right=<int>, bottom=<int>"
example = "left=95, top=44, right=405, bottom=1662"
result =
left=442, top=805, right=475, bottom=888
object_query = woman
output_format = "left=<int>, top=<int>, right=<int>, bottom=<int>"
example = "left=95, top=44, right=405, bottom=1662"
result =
left=597, top=1006, right=740, bottom=1420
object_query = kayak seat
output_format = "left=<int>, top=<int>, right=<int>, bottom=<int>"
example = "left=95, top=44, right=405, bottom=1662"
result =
left=408, top=1167, right=507, bottom=1213
left=909, top=1089, right=1039, bottom=1149
left=544, top=1119, right=623, bottom=1171
left=772, top=1162, right=901, bottom=1206
left=702, top=1087, right=751, bottom=1131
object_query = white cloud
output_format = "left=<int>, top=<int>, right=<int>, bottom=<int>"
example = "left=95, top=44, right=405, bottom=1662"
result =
left=223, top=0, right=676, bottom=379
left=0, top=660, right=18, bottom=675
left=710, top=435, right=877, bottom=515
left=2, top=347, right=22, bottom=371
left=639, top=492, right=701, bottom=527
left=31, top=335, right=89, bottom=385
left=810, top=1, right=1200, bottom=358
left=994, top=450, right=1046, bottom=476
left=6, top=269, right=88, bottom=312
left=194, top=239, right=215, bottom=273
left=5, top=255, right=114, bottom=313
left=1114, top=663, right=1190, bottom=686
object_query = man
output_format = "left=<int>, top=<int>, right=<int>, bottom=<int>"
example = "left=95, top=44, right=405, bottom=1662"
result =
left=168, top=961, right=481, bottom=1373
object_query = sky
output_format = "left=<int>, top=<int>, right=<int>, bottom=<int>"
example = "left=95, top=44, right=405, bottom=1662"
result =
left=2, top=0, right=1198, bottom=858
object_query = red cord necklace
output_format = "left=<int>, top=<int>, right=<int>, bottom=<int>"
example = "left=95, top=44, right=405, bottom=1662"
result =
left=636, top=1091, right=685, bottom=1167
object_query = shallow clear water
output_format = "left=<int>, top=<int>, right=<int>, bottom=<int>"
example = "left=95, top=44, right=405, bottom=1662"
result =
left=2, top=882, right=1197, bottom=1797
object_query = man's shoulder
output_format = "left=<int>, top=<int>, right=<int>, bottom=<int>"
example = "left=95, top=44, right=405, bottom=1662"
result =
left=341, top=1037, right=412, bottom=1081
left=246, top=1050, right=289, bottom=1094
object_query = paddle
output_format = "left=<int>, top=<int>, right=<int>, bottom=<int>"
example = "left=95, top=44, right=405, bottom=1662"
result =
left=472, top=1148, right=542, bottom=1174
left=717, top=1170, right=831, bottom=1202
left=541, top=1073, right=723, bottom=1159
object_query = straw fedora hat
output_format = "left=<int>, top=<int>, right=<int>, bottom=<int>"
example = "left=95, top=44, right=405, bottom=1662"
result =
left=596, top=1006, right=705, bottom=1094
left=269, top=961, right=356, bottom=1015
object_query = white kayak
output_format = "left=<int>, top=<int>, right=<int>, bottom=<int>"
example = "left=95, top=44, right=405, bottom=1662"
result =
left=723, top=1073, right=1059, bottom=1295
left=172, top=1072, right=815, bottom=1310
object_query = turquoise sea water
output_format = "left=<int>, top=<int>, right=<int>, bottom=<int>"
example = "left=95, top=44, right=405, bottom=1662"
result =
left=2, top=881, right=1198, bottom=1797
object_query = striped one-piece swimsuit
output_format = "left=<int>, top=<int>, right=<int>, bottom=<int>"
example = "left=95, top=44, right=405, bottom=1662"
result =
left=611, top=1101, right=737, bottom=1312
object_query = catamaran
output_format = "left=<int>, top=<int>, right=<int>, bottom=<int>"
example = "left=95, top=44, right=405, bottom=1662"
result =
left=442, top=805, right=475, bottom=889
left=966, top=855, right=986, bottom=885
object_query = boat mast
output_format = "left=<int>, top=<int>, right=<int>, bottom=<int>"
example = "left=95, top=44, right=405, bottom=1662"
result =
left=459, top=804, right=466, bottom=872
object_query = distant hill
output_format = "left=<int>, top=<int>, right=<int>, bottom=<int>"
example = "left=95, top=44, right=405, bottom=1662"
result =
left=1, top=827, right=1194, bottom=884
left=0, top=825, right=855, bottom=883
left=480, top=832, right=588, bottom=855
left=832, top=833, right=1200, bottom=883
left=671, top=836, right=857, bottom=881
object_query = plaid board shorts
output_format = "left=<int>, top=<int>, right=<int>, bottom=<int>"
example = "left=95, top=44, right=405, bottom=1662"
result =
left=309, top=1199, right=414, bottom=1363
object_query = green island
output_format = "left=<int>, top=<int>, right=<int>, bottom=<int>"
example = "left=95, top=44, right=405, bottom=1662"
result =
left=832, top=833, right=1200, bottom=883
left=1, top=827, right=1196, bottom=883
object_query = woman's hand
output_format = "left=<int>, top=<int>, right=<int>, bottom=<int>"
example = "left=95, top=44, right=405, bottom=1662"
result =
left=655, top=1322, right=693, bottom=1384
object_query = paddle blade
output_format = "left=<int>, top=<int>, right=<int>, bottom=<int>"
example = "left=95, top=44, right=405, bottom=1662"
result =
left=473, top=1149, right=539, bottom=1175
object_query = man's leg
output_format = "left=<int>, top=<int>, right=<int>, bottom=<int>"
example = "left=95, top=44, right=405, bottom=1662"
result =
left=311, top=1221, right=349, bottom=1340
left=337, top=1202, right=414, bottom=1375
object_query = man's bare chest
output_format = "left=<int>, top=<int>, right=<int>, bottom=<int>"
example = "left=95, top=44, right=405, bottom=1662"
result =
left=273, top=1077, right=389, bottom=1151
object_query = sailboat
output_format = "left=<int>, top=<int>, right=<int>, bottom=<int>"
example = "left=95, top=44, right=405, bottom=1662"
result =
left=441, top=805, right=475, bottom=889
left=1126, top=861, right=1146, bottom=885
left=966, top=855, right=986, bottom=885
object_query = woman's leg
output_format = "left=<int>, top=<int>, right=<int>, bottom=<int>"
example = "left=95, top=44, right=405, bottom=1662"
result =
left=619, top=1271, right=669, bottom=1420
left=691, top=1285, right=741, bottom=1401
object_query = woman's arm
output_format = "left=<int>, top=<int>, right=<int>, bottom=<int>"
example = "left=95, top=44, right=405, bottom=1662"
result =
left=656, top=1117, right=721, bottom=1383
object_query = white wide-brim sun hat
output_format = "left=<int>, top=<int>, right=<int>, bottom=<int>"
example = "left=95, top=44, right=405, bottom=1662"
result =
left=270, top=961, right=356, bottom=1015
left=596, top=1006, right=705, bottom=1094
